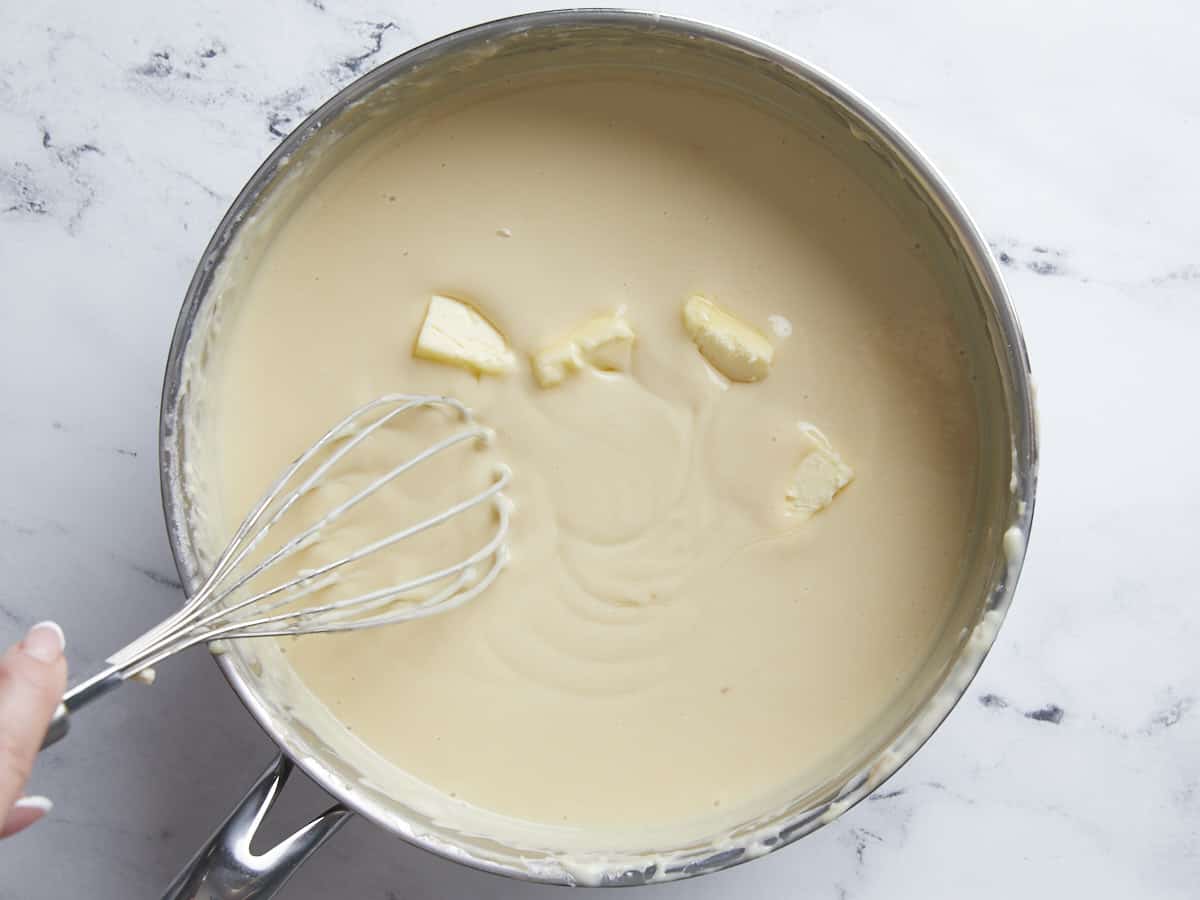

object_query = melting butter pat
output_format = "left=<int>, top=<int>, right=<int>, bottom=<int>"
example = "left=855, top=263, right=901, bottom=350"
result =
left=682, top=296, right=774, bottom=382
left=414, top=294, right=517, bottom=375
left=532, top=311, right=635, bottom=387
left=786, top=425, right=854, bottom=519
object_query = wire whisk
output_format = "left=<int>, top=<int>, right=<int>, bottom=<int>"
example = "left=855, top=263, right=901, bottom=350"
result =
left=42, top=394, right=511, bottom=749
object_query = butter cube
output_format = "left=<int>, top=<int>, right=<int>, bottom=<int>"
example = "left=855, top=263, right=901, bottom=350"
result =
left=682, top=296, right=774, bottom=383
left=785, top=424, right=854, bottom=519
left=532, top=311, right=635, bottom=388
left=413, top=294, right=517, bottom=375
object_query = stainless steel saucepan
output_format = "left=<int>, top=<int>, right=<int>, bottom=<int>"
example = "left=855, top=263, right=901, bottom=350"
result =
left=156, top=10, right=1038, bottom=898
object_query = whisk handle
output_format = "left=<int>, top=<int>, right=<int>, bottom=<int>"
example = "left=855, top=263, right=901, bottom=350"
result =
left=42, top=705, right=69, bottom=750
left=40, top=668, right=125, bottom=750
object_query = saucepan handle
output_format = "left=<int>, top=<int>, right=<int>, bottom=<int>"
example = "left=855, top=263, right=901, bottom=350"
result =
left=161, top=753, right=352, bottom=900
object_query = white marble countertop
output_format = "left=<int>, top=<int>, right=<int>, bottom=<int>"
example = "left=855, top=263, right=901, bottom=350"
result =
left=1, top=1, right=1197, bottom=897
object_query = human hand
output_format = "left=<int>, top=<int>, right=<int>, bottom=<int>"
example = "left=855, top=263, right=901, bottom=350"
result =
left=0, top=622, right=67, bottom=838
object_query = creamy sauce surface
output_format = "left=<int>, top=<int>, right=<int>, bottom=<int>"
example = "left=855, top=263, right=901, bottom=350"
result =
left=195, top=72, right=979, bottom=837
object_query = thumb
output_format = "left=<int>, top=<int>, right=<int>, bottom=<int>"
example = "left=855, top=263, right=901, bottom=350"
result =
left=0, top=622, right=67, bottom=836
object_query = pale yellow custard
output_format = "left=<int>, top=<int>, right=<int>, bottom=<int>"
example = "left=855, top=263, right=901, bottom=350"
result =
left=187, top=68, right=979, bottom=850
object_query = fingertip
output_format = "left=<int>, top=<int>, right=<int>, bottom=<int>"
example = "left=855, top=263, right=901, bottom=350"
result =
left=14, top=795, right=51, bottom=814
left=21, top=622, right=65, bottom=664
left=1, top=796, right=52, bottom=839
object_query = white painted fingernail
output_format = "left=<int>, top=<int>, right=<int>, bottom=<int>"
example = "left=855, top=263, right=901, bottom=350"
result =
left=23, top=622, right=65, bottom=663
left=14, top=796, right=52, bottom=814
